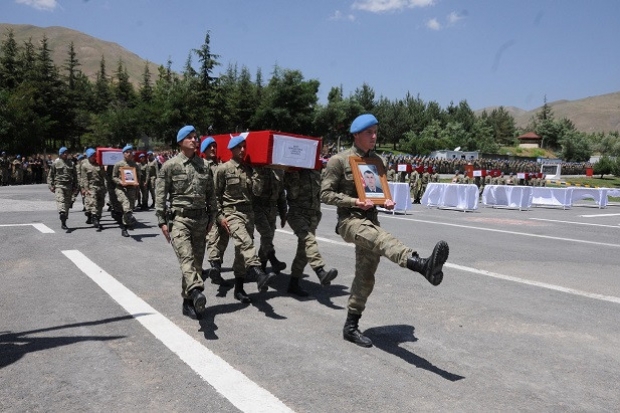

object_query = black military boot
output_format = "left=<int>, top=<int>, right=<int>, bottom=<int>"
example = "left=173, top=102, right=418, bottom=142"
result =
left=234, top=277, right=251, bottom=304
left=267, top=251, right=287, bottom=274
left=182, top=299, right=198, bottom=319
left=287, top=276, right=309, bottom=297
left=59, top=212, right=68, bottom=230
left=205, top=261, right=231, bottom=286
left=406, top=240, right=449, bottom=286
left=343, top=312, right=372, bottom=348
left=315, top=266, right=338, bottom=286
left=91, top=215, right=99, bottom=228
left=121, top=225, right=130, bottom=237
left=190, top=288, right=207, bottom=318
left=252, top=266, right=276, bottom=292
left=260, top=259, right=268, bottom=273
left=85, top=212, right=92, bottom=225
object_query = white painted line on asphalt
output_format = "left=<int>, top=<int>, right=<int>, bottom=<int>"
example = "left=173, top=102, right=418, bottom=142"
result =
left=276, top=228, right=350, bottom=246
left=579, top=213, right=620, bottom=218
left=62, top=250, right=294, bottom=413
left=529, top=218, right=620, bottom=228
left=446, top=262, right=620, bottom=305
left=0, top=223, right=55, bottom=233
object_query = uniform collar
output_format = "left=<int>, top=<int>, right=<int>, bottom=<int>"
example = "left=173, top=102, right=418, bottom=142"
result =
left=352, top=144, right=372, bottom=157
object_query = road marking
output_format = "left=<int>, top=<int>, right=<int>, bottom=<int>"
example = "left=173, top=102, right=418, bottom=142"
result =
left=0, top=223, right=55, bottom=233
left=579, top=213, right=620, bottom=218
left=530, top=218, right=620, bottom=228
left=276, top=228, right=350, bottom=246
left=62, top=250, right=294, bottom=413
left=446, top=263, right=620, bottom=305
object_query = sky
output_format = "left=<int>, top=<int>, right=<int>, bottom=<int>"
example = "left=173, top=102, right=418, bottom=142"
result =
left=2, top=0, right=620, bottom=111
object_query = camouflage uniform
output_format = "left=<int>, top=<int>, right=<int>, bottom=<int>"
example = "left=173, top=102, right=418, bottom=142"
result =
left=321, top=144, right=415, bottom=315
left=252, top=167, right=287, bottom=269
left=47, top=156, right=77, bottom=221
left=214, top=158, right=262, bottom=278
left=155, top=152, right=217, bottom=299
left=139, top=159, right=149, bottom=208
left=206, top=159, right=230, bottom=264
left=146, top=156, right=158, bottom=207
left=0, top=154, right=9, bottom=186
left=112, top=158, right=141, bottom=226
left=12, top=159, right=23, bottom=185
left=408, top=169, right=419, bottom=201
left=386, top=168, right=396, bottom=182
left=284, top=168, right=327, bottom=278
left=80, top=158, right=107, bottom=225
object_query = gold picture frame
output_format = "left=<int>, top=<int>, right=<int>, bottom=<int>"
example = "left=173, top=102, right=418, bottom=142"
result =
left=349, top=156, right=392, bottom=205
left=120, top=166, right=139, bottom=186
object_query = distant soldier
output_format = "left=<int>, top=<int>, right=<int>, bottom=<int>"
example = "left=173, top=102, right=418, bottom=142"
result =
left=47, top=147, right=78, bottom=230
left=0, top=151, right=9, bottom=186
left=80, top=148, right=107, bottom=230
left=145, top=151, right=158, bottom=209
left=112, top=145, right=141, bottom=237
left=408, top=167, right=419, bottom=201
left=12, top=155, right=23, bottom=185
left=386, top=165, right=396, bottom=182
left=138, top=153, right=149, bottom=210
left=451, top=170, right=461, bottom=183
left=73, top=154, right=86, bottom=215
left=431, top=168, right=440, bottom=183
left=283, top=167, right=338, bottom=296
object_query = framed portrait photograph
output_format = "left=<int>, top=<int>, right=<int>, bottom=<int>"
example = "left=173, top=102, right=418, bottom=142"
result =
left=120, top=166, right=139, bottom=186
left=349, top=156, right=392, bottom=205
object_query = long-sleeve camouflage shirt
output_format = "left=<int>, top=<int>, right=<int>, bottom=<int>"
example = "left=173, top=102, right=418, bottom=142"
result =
left=47, top=157, right=77, bottom=190
left=252, top=167, right=287, bottom=219
left=80, top=160, right=106, bottom=191
left=321, top=144, right=384, bottom=219
left=284, top=168, right=322, bottom=213
left=154, top=152, right=217, bottom=227
left=214, top=158, right=254, bottom=223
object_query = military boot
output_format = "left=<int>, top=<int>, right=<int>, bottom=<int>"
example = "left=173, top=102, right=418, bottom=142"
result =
left=252, top=266, right=275, bottom=292
left=267, top=251, right=287, bottom=274
left=233, top=277, right=251, bottom=304
left=182, top=299, right=198, bottom=319
left=315, top=266, right=338, bottom=286
left=343, top=312, right=372, bottom=348
left=189, top=288, right=207, bottom=317
left=287, top=276, right=309, bottom=297
left=406, top=240, right=449, bottom=286
left=85, top=212, right=92, bottom=225
left=205, top=260, right=231, bottom=286
left=260, top=259, right=268, bottom=273
left=121, top=225, right=130, bottom=237
left=59, top=212, right=68, bottom=230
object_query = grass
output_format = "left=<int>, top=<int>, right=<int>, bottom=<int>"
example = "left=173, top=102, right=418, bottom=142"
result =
left=548, top=176, right=620, bottom=188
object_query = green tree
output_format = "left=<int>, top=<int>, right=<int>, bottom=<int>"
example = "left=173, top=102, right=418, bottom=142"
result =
left=593, top=155, right=614, bottom=178
left=560, top=129, right=591, bottom=162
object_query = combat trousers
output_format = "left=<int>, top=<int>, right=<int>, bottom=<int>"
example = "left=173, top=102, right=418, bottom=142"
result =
left=140, top=183, right=148, bottom=206
left=288, top=209, right=325, bottom=278
left=1, top=169, right=9, bottom=185
left=54, top=186, right=73, bottom=215
left=115, top=186, right=137, bottom=225
left=338, top=215, right=414, bottom=315
left=170, top=215, right=208, bottom=298
left=207, top=222, right=230, bottom=262
left=85, top=187, right=106, bottom=218
left=147, top=177, right=156, bottom=206
left=223, top=207, right=261, bottom=277
left=253, top=204, right=277, bottom=263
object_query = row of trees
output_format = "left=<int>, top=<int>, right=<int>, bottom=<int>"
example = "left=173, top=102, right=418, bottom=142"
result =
left=1, top=29, right=619, bottom=163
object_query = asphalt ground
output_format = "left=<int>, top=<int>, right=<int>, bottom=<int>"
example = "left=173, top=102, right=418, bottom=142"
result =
left=1, top=184, right=619, bottom=412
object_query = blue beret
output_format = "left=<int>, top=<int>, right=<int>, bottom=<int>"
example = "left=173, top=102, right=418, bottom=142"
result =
left=17, top=154, right=21, bottom=159
left=122, top=144, right=133, bottom=153
left=77, top=154, right=85, bottom=160
left=228, top=135, right=246, bottom=150
left=177, top=125, right=196, bottom=142
left=147, top=150, right=153, bottom=155
left=350, top=114, right=378, bottom=134
left=85, top=148, right=96, bottom=158
left=138, top=153, right=145, bottom=158
left=59, top=147, right=68, bottom=155
left=200, top=137, right=216, bottom=153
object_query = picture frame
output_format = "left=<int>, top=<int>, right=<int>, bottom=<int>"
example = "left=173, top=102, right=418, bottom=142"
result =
left=349, top=156, right=392, bottom=205
left=120, top=166, right=139, bottom=186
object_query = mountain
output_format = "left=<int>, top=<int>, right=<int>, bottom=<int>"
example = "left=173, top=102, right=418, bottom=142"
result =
left=476, top=92, right=620, bottom=134
left=0, top=23, right=160, bottom=87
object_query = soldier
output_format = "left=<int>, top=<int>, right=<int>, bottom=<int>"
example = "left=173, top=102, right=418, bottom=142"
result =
left=451, top=170, right=461, bottom=183
left=80, top=148, right=106, bottom=230
left=386, top=164, right=396, bottom=182
left=12, top=155, right=23, bottom=185
left=420, top=166, right=430, bottom=197
left=138, top=153, right=149, bottom=210
left=73, top=154, right=86, bottom=215
left=321, top=114, right=449, bottom=348
left=155, top=125, right=215, bottom=320
left=213, top=135, right=275, bottom=304
left=201, top=137, right=231, bottom=286
left=431, top=167, right=440, bottom=183
left=47, top=147, right=78, bottom=230
left=112, top=145, right=141, bottom=237
left=145, top=151, right=158, bottom=208
left=408, top=167, right=419, bottom=202
left=0, top=151, right=9, bottom=186
left=252, top=166, right=288, bottom=274
left=284, top=167, right=338, bottom=296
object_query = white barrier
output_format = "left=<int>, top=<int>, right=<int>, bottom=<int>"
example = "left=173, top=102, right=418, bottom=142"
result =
left=386, top=182, right=412, bottom=214
left=481, top=185, right=533, bottom=210
left=422, top=183, right=478, bottom=211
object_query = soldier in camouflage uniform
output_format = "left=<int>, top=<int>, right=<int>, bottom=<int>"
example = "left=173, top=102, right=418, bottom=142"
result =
left=80, top=148, right=107, bottom=231
left=386, top=165, right=396, bottom=182
left=200, top=137, right=231, bottom=286
left=74, top=154, right=87, bottom=216
left=252, top=166, right=288, bottom=274
left=145, top=151, right=158, bottom=208
left=0, top=151, right=10, bottom=186
left=284, top=167, right=338, bottom=296
left=138, top=153, right=149, bottom=210
left=155, top=125, right=215, bottom=320
left=47, top=147, right=78, bottom=230
left=214, top=135, right=275, bottom=304
left=112, top=145, right=141, bottom=237
left=408, top=167, right=419, bottom=203
left=12, top=155, right=23, bottom=185
left=321, top=114, right=450, bottom=348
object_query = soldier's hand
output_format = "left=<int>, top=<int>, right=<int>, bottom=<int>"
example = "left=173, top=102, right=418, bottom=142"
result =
left=355, top=198, right=375, bottom=210
left=161, top=224, right=171, bottom=243
left=49, top=186, right=55, bottom=193
left=220, top=218, right=231, bottom=235
left=383, top=199, right=396, bottom=210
